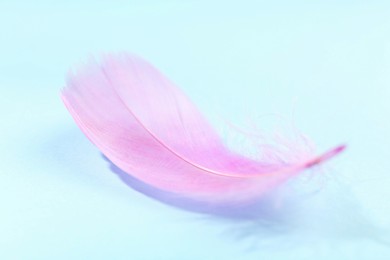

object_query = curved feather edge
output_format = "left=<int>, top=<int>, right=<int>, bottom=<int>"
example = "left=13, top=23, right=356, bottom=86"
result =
left=61, top=53, right=345, bottom=203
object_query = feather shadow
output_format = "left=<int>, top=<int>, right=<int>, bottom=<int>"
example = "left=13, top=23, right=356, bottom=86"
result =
left=103, top=154, right=390, bottom=245
left=102, top=154, right=302, bottom=233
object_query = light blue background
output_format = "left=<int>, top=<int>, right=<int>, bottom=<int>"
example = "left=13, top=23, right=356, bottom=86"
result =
left=1, top=1, right=390, bottom=259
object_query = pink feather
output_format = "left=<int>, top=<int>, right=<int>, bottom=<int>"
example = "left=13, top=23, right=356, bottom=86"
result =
left=61, top=53, right=345, bottom=203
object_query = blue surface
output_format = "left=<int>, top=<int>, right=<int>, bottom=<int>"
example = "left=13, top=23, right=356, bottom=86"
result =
left=1, top=1, right=390, bottom=259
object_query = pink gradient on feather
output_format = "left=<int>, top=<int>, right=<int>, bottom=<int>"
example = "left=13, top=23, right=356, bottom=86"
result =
left=61, top=54, right=344, bottom=203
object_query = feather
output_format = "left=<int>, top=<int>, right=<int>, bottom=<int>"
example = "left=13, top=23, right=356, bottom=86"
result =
left=61, top=53, right=345, bottom=203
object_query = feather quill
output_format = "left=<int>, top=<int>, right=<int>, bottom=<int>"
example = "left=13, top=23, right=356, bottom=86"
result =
left=61, top=54, right=344, bottom=203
